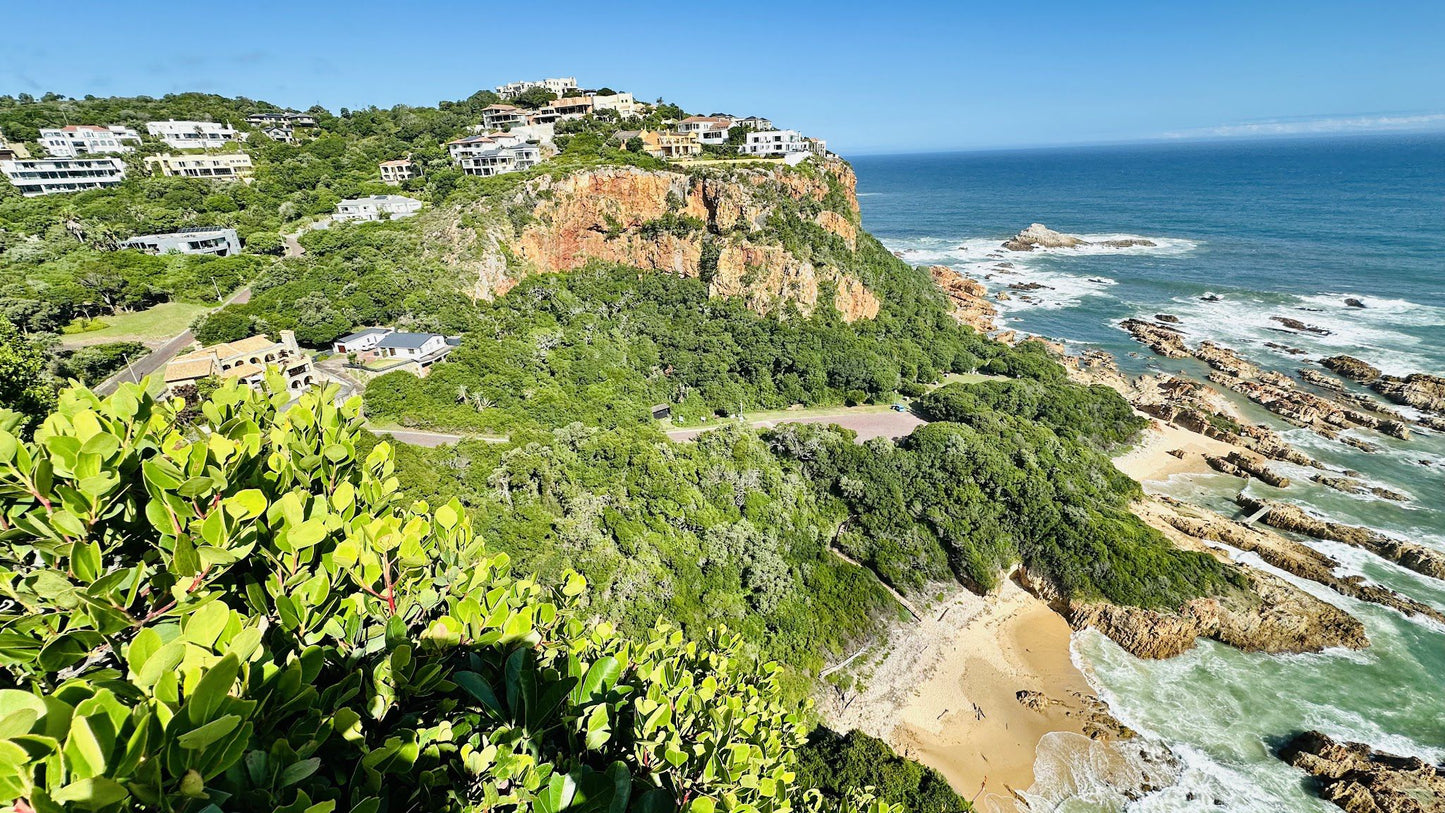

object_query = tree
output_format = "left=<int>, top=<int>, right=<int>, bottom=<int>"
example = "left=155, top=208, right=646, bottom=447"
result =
left=513, top=87, right=559, bottom=109
left=0, top=316, right=54, bottom=432
left=0, top=378, right=907, bottom=813
left=625, top=136, right=644, bottom=154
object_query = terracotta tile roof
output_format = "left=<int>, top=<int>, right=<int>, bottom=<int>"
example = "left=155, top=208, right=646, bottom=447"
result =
left=164, top=357, right=216, bottom=382
left=215, top=335, right=280, bottom=359
left=379, top=159, right=412, bottom=167
left=223, top=362, right=265, bottom=379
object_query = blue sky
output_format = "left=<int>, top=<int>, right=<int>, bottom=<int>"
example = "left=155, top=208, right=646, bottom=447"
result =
left=4, top=0, right=1444, bottom=154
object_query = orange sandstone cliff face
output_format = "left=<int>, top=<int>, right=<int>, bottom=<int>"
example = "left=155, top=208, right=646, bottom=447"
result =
left=432, top=157, right=880, bottom=322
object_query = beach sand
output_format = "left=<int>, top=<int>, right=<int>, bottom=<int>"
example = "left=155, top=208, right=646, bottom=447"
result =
left=1112, top=419, right=1233, bottom=483
left=821, top=581, right=1110, bottom=813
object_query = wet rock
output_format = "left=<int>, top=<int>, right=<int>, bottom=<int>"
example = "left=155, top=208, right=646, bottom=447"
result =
left=1373, top=373, right=1445, bottom=416
left=1235, top=494, right=1445, bottom=582
left=1279, top=731, right=1445, bottom=813
left=1322, top=355, right=1382, bottom=383
left=1121, top=318, right=1190, bottom=358
left=1312, top=474, right=1408, bottom=502
left=1341, top=436, right=1380, bottom=453
left=1206, top=451, right=1290, bottom=487
left=1009, top=281, right=1053, bottom=291
left=1271, top=316, right=1332, bottom=335
left=1002, top=223, right=1088, bottom=251
left=1154, top=313, right=1181, bottom=324
left=1098, top=238, right=1157, bottom=248
left=1344, top=298, right=1367, bottom=308
left=1266, top=342, right=1307, bottom=355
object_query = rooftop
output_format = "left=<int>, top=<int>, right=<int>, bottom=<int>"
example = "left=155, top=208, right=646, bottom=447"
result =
left=378, top=331, right=442, bottom=349
left=337, top=327, right=392, bottom=343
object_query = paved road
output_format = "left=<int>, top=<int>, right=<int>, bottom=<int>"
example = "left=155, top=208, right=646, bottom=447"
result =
left=665, top=410, right=925, bottom=443
left=94, top=286, right=252, bottom=395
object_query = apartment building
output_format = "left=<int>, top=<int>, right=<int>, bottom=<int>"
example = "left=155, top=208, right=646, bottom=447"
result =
left=379, top=158, right=416, bottom=185
left=481, top=104, right=529, bottom=130
left=496, top=77, right=578, bottom=99
left=145, top=153, right=254, bottom=180
left=245, top=112, right=319, bottom=127
left=738, top=129, right=813, bottom=157
left=120, top=227, right=241, bottom=257
left=146, top=120, right=247, bottom=150
left=333, top=194, right=422, bottom=222
left=39, top=125, right=140, bottom=158
left=676, top=116, right=732, bottom=147
left=0, top=157, right=127, bottom=196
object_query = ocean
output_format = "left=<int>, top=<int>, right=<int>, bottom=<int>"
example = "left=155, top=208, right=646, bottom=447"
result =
left=850, top=134, right=1445, bottom=811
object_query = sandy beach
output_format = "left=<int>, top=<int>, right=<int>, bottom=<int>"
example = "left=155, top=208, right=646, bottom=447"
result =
left=1111, top=419, right=1233, bottom=483
left=821, top=580, right=1116, bottom=812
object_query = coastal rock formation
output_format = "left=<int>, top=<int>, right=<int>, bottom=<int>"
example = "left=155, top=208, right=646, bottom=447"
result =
left=431, top=158, right=883, bottom=322
left=1279, top=731, right=1445, bottom=813
left=1194, top=341, right=1260, bottom=378
left=1147, top=498, right=1443, bottom=625
left=1001, top=224, right=1157, bottom=252
left=1312, top=474, right=1408, bottom=502
left=1129, top=374, right=1320, bottom=467
left=1271, top=316, right=1332, bottom=335
left=1205, top=451, right=1290, bottom=487
left=1120, top=318, right=1190, bottom=358
left=1003, top=223, right=1087, bottom=251
left=1154, top=313, right=1181, bottom=324
left=1018, top=562, right=1365, bottom=660
left=1235, top=494, right=1445, bottom=582
left=926, top=265, right=998, bottom=333
left=1323, top=355, right=1383, bottom=383
left=1345, top=298, right=1367, bottom=308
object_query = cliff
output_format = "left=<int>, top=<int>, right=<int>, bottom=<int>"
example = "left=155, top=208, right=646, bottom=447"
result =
left=422, top=156, right=882, bottom=322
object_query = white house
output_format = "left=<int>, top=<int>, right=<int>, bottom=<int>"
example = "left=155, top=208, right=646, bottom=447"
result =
left=589, top=92, right=641, bottom=118
left=120, top=227, right=240, bottom=257
left=245, top=112, right=318, bottom=127
left=676, top=116, right=732, bottom=147
left=496, top=77, right=578, bottom=100
left=733, top=116, right=774, bottom=131
left=379, top=159, right=416, bottom=185
left=481, top=104, right=528, bottom=130
left=332, top=327, right=395, bottom=355
left=447, top=133, right=540, bottom=177
left=739, top=129, right=813, bottom=157
left=0, top=157, right=127, bottom=196
left=39, top=125, right=139, bottom=158
left=376, top=331, right=450, bottom=360
left=146, top=120, right=247, bottom=150
left=334, top=195, right=422, bottom=222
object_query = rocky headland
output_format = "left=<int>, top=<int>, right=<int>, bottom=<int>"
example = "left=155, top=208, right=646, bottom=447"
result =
left=1235, top=494, right=1445, bottom=582
left=1322, top=355, right=1445, bottom=417
left=1279, top=731, right=1445, bottom=813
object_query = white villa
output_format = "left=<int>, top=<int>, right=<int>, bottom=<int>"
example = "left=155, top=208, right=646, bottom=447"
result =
left=496, top=77, right=578, bottom=99
left=334, top=327, right=456, bottom=376
left=447, top=133, right=541, bottom=177
left=146, top=120, right=247, bottom=150
left=120, top=227, right=241, bottom=257
left=245, top=112, right=318, bottom=127
left=481, top=104, right=528, bottom=130
left=145, top=153, right=253, bottom=180
left=739, top=129, right=819, bottom=157
left=379, top=158, right=416, bottom=185
left=676, top=116, right=732, bottom=147
left=0, top=157, right=127, bottom=196
left=39, top=125, right=140, bottom=158
left=334, top=194, right=422, bottom=222
left=590, top=92, right=641, bottom=117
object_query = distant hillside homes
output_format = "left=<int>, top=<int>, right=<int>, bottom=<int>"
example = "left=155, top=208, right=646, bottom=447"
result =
left=145, top=152, right=253, bottom=181
left=120, top=227, right=241, bottom=257
left=334, top=194, right=422, bottom=222
left=0, top=156, right=126, bottom=196
left=39, top=125, right=140, bottom=158
left=145, top=119, right=247, bottom=150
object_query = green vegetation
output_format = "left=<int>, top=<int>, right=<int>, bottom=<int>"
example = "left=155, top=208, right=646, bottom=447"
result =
left=0, top=379, right=904, bottom=813
left=764, top=385, right=1242, bottom=607
left=51, top=340, right=147, bottom=384
left=796, top=730, right=968, bottom=813
left=0, top=317, right=54, bottom=433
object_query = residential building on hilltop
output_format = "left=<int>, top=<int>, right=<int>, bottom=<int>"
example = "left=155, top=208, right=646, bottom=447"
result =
left=379, top=158, right=416, bottom=185
left=676, top=116, right=732, bottom=147
left=334, top=327, right=456, bottom=376
left=146, top=153, right=253, bottom=180
left=0, top=131, right=31, bottom=162
left=739, top=129, right=816, bottom=157
left=120, top=227, right=240, bottom=257
left=496, top=77, right=578, bottom=100
left=146, top=120, right=247, bottom=150
left=164, top=331, right=314, bottom=395
left=447, top=133, right=541, bottom=177
left=332, top=327, right=394, bottom=355
left=39, top=125, right=140, bottom=158
left=640, top=130, right=701, bottom=160
left=0, top=157, right=127, bottom=196
left=733, top=116, right=774, bottom=131
left=334, top=194, right=422, bottom=222
left=481, top=104, right=528, bottom=130
left=245, top=112, right=318, bottom=127
left=260, top=126, right=295, bottom=143
left=530, top=96, right=593, bottom=124
left=589, top=92, right=641, bottom=117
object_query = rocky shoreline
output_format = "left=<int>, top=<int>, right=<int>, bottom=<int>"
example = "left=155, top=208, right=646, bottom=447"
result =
left=1279, top=731, right=1445, bottom=813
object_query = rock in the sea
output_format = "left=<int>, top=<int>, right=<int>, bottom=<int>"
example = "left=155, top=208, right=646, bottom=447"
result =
left=1312, top=474, right=1408, bottom=502
left=1322, top=355, right=1383, bottom=383
left=1206, top=451, right=1290, bottom=487
left=1002, top=223, right=1088, bottom=251
left=1372, top=373, right=1445, bottom=416
left=1271, top=316, right=1332, bottom=335
left=1279, top=731, right=1445, bottom=813
left=1098, top=238, right=1158, bottom=248
left=1344, top=297, right=1367, bottom=308
left=1120, top=318, right=1190, bottom=358
left=1154, top=313, right=1181, bottom=324
left=1235, top=494, right=1445, bottom=582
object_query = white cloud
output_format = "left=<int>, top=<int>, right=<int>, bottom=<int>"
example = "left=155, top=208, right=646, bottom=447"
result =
left=1165, top=113, right=1445, bottom=140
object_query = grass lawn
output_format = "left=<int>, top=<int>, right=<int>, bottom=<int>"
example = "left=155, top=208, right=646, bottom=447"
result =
left=60, top=302, right=212, bottom=347
left=934, top=372, right=1003, bottom=388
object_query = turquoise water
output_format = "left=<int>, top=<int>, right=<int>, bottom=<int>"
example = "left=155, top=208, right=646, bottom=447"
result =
left=851, top=135, right=1445, bottom=810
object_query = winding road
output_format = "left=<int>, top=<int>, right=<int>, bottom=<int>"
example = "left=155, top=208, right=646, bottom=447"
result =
left=93, top=286, right=252, bottom=395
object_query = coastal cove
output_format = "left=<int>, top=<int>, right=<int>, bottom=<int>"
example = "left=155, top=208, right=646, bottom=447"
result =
left=852, top=134, right=1445, bottom=811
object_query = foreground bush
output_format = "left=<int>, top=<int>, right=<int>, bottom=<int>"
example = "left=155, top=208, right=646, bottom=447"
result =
left=0, top=377, right=900, bottom=813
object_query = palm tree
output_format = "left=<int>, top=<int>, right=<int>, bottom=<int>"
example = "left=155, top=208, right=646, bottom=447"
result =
left=455, top=384, right=469, bottom=404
